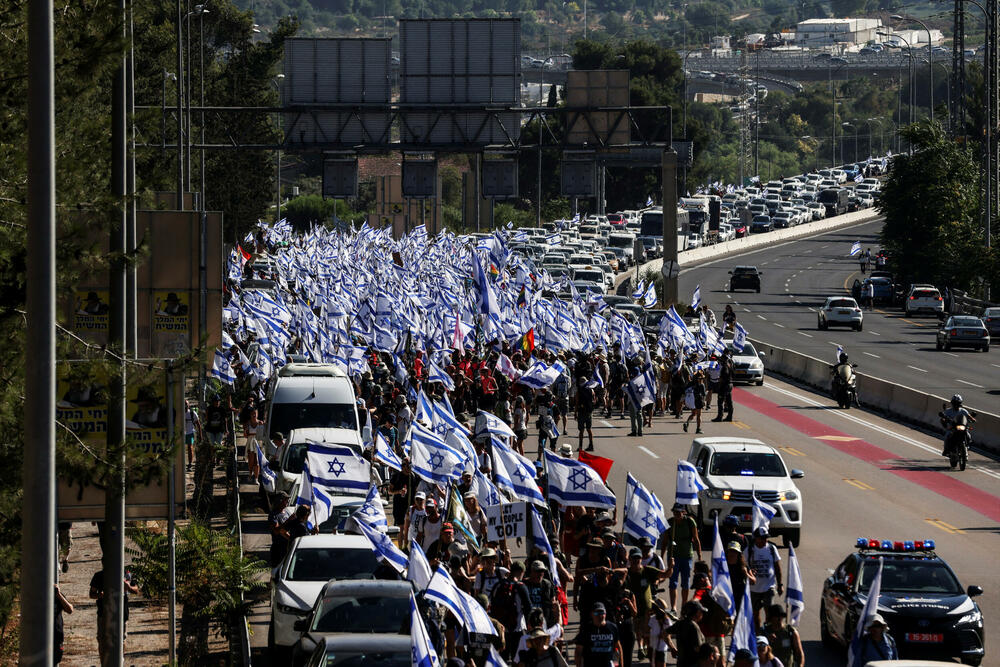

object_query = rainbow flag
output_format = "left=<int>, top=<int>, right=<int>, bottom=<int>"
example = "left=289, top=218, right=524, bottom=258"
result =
left=519, top=328, right=535, bottom=353
left=516, top=285, right=528, bottom=309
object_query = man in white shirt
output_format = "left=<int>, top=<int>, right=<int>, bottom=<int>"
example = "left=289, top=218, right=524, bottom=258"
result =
left=747, top=527, right=783, bottom=628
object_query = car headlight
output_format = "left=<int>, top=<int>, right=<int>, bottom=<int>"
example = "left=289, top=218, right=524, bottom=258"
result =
left=277, top=602, right=309, bottom=616
left=957, top=610, right=982, bottom=625
left=706, top=488, right=727, bottom=500
left=781, top=490, right=798, bottom=501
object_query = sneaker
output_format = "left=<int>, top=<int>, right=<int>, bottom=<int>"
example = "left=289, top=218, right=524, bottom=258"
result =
left=696, top=428, right=703, bottom=434
left=711, top=417, right=723, bottom=422
left=683, top=423, right=689, bottom=432
left=637, top=647, right=646, bottom=660
left=586, top=446, right=594, bottom=451
left=61, top=560, right=68, bottom=573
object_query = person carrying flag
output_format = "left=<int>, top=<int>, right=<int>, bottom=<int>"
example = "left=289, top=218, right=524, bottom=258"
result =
left=851, top=614, right=897, bottom=666
left=661, top=503, right=702, bottom=613
left=764, top=604, right=804, bottom=667
left=748, top=527, right=783, bottom=628
left=577, top=375, right=596, bottom=451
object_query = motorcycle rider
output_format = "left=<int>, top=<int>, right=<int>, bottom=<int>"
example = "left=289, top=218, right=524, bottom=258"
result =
left=829, top=353, right=856, bottom=406
left=939, top=394, right=976, bottom=456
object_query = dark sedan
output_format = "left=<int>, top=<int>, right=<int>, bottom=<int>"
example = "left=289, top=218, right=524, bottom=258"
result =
left=936, top=315, right=990, bottom=352
left=983, top=307, right=1000, bottom=338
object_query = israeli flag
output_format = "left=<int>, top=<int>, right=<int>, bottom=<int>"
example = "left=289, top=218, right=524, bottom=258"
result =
left=728, top=585, right=759, bottom=666
left=296, top=464, right=333, bottom=530
left=513, top=230, right=529, bottom=242
left=256, top=442, right=277, bottom=493
left=416, top=389, right=435, bottom=425
left=623, top=473, right=668, bottom=544
left=474, top=468, right=503, bottom=508
left=584, top=365, right=604, bottom=389
left=710, top=517, right=736, bottom=615
left=752, top=490, right=777, bottom=534
left=408, top=421, right=468, bottom=485
left=426, top=357, right=455, bottom=391
left=492, top=439, right=546, bottom=505
left=835, top=344, right=845, bottom=363
left=646, top=195, right=654, bottom=207
left=530, top=506, right=560, bottom=586
left=543, top=450, right=616, bottom=509
left=486, top=646, right=508, bottom=667
left=675, top=460, right=707, bottom=506
left=692, top=284, right=702, bottom=309
left=544, top=232, right=561, bottom=246
left=374, top=431, right=403, bottom=472
left=210, top=348, right=235, bottom=385
left=361, top=410, right=374, bottom=449
left=410, top=593, right=441, bottom=667
left=354, top=515, right=408, bottom=574
left=306, top=441, right=370, bottom=493
left=849, top=240, right=862, bottom=256
left=733, top=323, right=748, bottom=352
left=474, top=409, right=516, bottom=440
left=786, top=544, right=805, bottom=627
left=643, top=281, right=658, bottom=308
left=517, top=359, right=563, bottom=389
left=848, top=557, right=884, bottom=667
left=631, top=279, right=646, bottom=300
left=407, top=539, right=433, bottom=591
left=425, top=565, right=497, bottom=635
left=353, top=484, right=388, bottom=532
left=625, top=364, right=657, bottom=409
left=854, top=171, right=863, bottom=182
left=571, top=212, right=581, bottom=224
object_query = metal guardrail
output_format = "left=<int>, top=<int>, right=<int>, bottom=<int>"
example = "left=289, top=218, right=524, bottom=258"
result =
left=227, top=413, right=253, bottom=667
left=688, top=50, right=983, bottom=73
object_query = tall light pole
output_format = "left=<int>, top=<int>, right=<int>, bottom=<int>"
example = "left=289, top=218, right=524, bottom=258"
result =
left=866, top=117, right=883, bottom=156
left=892, top=14, right=935, bottom=122
left=271, top=74, right=285, bottom=222
left=184, top=5, right=208, bottom=196
left=537, top=56, right=556, bottom=226
left=879, top=30, right=915, bottom=152
left=842, top=122, right=858, bottom=163
left=176, top=0, right=184, bottom=209
left=822, top=56, right=848, bottom=166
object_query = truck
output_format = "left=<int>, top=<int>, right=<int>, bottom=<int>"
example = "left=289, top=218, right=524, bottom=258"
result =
left=640, top=207, right=690, bottom=252
left=680, top=197, right=711, bottom=246
left=818, top=188, right=849, bottom=217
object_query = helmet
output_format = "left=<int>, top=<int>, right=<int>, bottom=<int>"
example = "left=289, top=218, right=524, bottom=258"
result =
left=951, top=394, right=963, bottom=407
left=839, top=353, right=849, bottom=363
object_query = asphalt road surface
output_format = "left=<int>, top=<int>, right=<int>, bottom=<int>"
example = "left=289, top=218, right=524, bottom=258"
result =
left=679, top=219, right=1000, bottom=414
left=248, top=372, right=1000, bottom=666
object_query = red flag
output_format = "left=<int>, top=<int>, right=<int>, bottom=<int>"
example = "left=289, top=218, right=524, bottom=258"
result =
left=578, top=450, right=614, bottom=482
left=237, top=243, right=251, bottom=264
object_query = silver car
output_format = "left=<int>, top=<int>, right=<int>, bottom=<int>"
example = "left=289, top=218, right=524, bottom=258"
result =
left=818, top=297, right=863, bottom=331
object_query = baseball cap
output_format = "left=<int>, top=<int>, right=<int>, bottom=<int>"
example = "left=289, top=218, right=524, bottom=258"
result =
left=682, top=600, right=707, bottom=616
left=463, top=491, right=477, bottom=500
left=275, top=491, right=290, bottom=501
left=756, top=636, right=769, bottom=647
left=723, top=514, right=740, bottom=526
left=591, top=602, right=606, bottom=614
left=671, top=502, right=686, bottom=512
left=629, top=547, right=642, bottom=558
left=601, top=529, right=616, bottom=539
left=414, top=491, right=426, bottom=500
left=442, top=522, right=454, bottom=534
left=754, top=526, right=769, bottom=538
left=866, top=613, right=889, bottom=629
left=639, top=536, right=653, bottom=548
left=734, top=649, right=755, bottom=660
left=726, top=541, right=743, bottom=553
left=587, top=539, right=604, bottom=549
left=596, top=511, right=613, bottom=523
left=426, top=498, right=438, bottom=508
left=559, top=443, right=573, bottom=456
left=271, top=431, right=285, bottom=441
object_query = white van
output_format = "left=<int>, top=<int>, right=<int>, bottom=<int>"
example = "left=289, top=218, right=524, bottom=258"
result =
left=265, top=363, right=360, bottom=444
left=276, top=427, right=366, bottom=495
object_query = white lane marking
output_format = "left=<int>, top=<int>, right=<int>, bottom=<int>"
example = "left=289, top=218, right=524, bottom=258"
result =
left=993, top=364, right=1000, bottom=369
left=973, top=465, right=1000, bottom=480
left=821, top=244, right=830, bottom=249
left=802, top=249, right=813, bottom=253
left=743, top=308, right=752, bottom=312
left=956, top=379, right=984, bottom=388
left=863, top=352, right=880, bottom=358
left=639, top=446, right=660, bottom=459
left=907, top=365, right=927, bottom=373
left=726, top=294, right=732, bottom=299
left=869, top=331, right=881, bottom=336
left=762, top=383, right=944, bottom=460
left=798, top=331, right=813, bottom=338
left=757, top=315, right=767, bottom=321
left=774, top=323, right=785, bottom=328
left=944, top=352, right=959, bottom=358
left=600, top=420, right=617, bottom=429
left=828, top=341, right=841, bottom=346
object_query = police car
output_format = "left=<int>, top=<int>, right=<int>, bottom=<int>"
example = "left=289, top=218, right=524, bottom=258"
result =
left=820, top=538, right=985, bottom=665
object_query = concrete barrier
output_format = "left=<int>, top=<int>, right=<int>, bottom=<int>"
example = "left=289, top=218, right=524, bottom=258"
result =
left=753, top=338, right=1000, bottom=455
left=615, top=208, right=881, bottom=291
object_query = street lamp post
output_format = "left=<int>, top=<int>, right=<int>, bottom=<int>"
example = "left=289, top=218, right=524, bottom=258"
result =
left=823, top=56, right=848, bottom=166
left=865, top=118, right=883, bottom=157
left=878, top=30, right=915, bottom=152
left=184, top=5, right=208, bottom=196
left=892, top=14, right=935, bottom=122
left=162, top=70, right=176, bottom=154
left=271, top=74, right=285, bottom=222
left=537, top=55, right=556, bottom=226
left=842, top=122, right=857, bottom=163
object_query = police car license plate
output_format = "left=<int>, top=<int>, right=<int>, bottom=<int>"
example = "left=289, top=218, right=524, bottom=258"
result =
left=905, top=633, right=943, bottom=643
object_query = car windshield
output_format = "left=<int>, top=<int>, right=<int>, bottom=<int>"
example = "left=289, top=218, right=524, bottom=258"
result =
left=709, top=452, right=787, bottom=477
left=270, top=404, right=357, bottom=439
left=951, top=317, right=982, bottom=327
left=644, top=311, right=666, bottom=328
left=311, top=594, right=410, bottom=634
left=287, top=548, right=378, bottom=582
left=828, top=299, right=857, bottom=309
left=727, top=342, right=757, bottom=357
left=913, top=289, right=939, bottom=298
left=858, top=560, right=963, bottom=595
left=732, top=267, right=756, bottom=275
left=321, top=651, right=410, bottom=667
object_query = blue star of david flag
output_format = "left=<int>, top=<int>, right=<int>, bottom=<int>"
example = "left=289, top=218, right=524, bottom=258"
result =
left=850, top=240, right=862, bottom=256
left=529, top=506, right=560, bottom=586
left=374, top=431, right=403, bottom=472
left=692, top=284, right=702, bottom=309
left=210, top=348, right=235, bottom=385
left=354, top=515, right=408, bottom=574
left=407, top=539, right=433, bottom=591
left=426, top=357, right=455, bottom=391
left=623, top=473, right=668, bottom=544
left=733, top=323, right=748, bottom=352
left=752, top=489, right=777, bottom=534
left=296, top=463, right=333, bottom=530
left=305, top=441, right=370, bottom=493
left=408, top=421, right=468, bottom=485
left=415, top=389, right=434, bottom=425
left=491, top=437, right=545, bottom=506
left=631, top=279, right=646, bottom=301
left=728, top=583, right=759, bottom=666
left=848, top=556, right=883, bottom=667
left=646, top=195, right=654, bottom=207
left=787, top=544, right=805, bottom=627
left=474, top=409, right=516, bottom=440
left=675, top=459, right=707, bottom=506
left=256, top=442, right=277, bottom=493
left=584, top=364, right=604, bottom=389
left=643, top=281, right=658, bottom=308
left=543, top=450, right=616, bottom=509
left=410, top=593, right=441, bottom=667
left=352, top=484, right=387, bottom=532
left=425, top=565, right=497, bottom=636
left=710, top=516, right=736, bottom=615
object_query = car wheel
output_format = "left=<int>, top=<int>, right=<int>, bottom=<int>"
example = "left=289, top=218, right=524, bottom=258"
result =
left=818, top=320, right=826, bottom=330
left=945, top=343, right=951, bottom=352
left=756, top=377, right=764, bottom=386
left=983, top=344, right=990, bottom=352
left=756, top=287, right=761, bottom=293
left=267, top=623, right=274, bottom=651
left=856, top=322, right=863, bottom=331
left=936, top=340, right=943, bottom=351
left=782, top=529, right=800, bottom=547
left=905, top=309, right=912, bottom=317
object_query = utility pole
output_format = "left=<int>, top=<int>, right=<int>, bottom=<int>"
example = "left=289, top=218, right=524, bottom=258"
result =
left=102, top=1, right=129, bottom=664
left=951, top=0, right=966, bottom=136
left=661, top=149, right=679, bottom=305
left=176, top=0, right=185, bottom=209
left=21, top=0, right=56, bottom=661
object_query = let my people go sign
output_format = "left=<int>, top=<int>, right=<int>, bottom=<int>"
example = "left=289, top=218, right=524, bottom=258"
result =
left=484, top=502, right=527, bottom=540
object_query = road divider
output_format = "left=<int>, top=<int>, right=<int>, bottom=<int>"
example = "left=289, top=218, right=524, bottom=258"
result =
left=752, top=337, right=1000, bottom=455
left=617, top=208, right=881, bottom=292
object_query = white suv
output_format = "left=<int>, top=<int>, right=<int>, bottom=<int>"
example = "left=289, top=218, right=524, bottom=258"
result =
left=687, top=437, right=805, bottom=546
left=269, top=534, right=380, bottom=654
left=904, top=285, right=944, bottom=317
left=818, top=296, right=863, bottom=331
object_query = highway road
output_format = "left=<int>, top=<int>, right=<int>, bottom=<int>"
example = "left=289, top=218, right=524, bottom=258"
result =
left=246, top=371, right=1000, bottom=666
left=679, top=219, right=1000, bottom=414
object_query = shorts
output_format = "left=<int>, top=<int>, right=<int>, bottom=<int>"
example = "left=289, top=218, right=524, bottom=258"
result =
left=207, top=431, right=224, bottom=446
left=669, top=557, right=693, bottom=589
left=514, top=428, right=529, bottom=441
left=556, top=398, right=569, bottom=414
left=657, top=385, right=669, bottom=399
left=185, top=433, right=195, bottom=445
left=708, top=380, right=719, bottom=393
left=577, top=413, right=593, bottom=431
left=751, top=589, right=775, bottom=613
left=654, top=650, right=667, bottom=664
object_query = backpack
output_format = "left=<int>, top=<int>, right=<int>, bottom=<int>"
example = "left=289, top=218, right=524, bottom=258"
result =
left=489, top=578, right=521, bottom=630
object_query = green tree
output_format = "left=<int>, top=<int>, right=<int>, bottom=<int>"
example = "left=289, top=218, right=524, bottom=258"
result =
left=878, top=120, right=996, bottom=295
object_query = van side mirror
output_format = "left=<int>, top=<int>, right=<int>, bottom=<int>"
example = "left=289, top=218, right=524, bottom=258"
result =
left=758, top=352, right=766, bottom=359
left=790, top=469, right=805, bottom=479
left=967, top=585, right=983, bottom=597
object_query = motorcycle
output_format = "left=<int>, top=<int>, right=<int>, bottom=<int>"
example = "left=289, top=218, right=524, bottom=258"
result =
left=939, top=405, right=975, bottom=471
left=831, top=363, right=859, bottom=409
